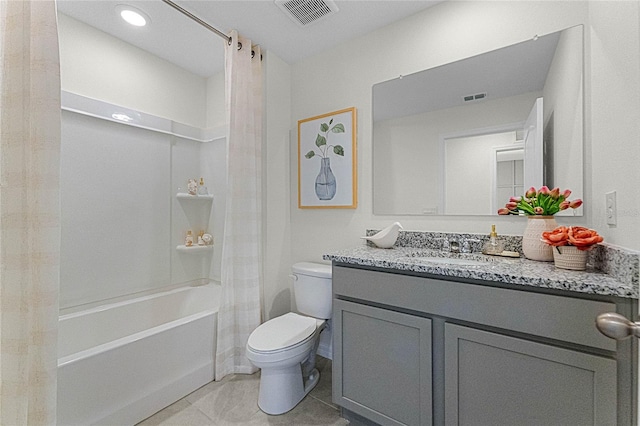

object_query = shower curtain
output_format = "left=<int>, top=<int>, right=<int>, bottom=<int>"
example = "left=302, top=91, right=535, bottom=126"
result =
left=0, top=0, right=61, bottom=424
left=216, top=30, right=263, bottom=379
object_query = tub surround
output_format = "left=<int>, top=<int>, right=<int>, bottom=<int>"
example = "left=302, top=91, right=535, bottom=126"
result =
left=60, top=91, right=225, bottom=309
left=324, top=230, right=639, bottom=299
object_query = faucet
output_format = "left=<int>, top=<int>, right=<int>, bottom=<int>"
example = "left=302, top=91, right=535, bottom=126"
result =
left=462, top=238, right=481, bottom=253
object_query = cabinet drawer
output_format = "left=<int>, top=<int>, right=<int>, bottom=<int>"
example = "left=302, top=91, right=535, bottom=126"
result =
left=333, top=265, right=616, bottom=351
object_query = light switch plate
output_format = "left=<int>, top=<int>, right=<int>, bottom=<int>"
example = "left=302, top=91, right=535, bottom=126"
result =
left=606, top=191, right=617, bottom=226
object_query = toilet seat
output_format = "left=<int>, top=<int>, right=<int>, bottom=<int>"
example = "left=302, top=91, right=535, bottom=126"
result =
left=247, top=312, right=320, bottom=354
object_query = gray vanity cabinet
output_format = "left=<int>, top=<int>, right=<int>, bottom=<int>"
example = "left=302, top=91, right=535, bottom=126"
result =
left=332, top=264, right=636, bottom=426
left=444, top=323, right=616, bottom=426
left=334, top=299, right=432, bottom=426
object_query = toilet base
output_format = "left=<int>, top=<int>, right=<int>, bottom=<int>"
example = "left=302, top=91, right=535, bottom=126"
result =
left=258, top=366, right=320, bottom=415
left=304, top=368, right=320, bottom=394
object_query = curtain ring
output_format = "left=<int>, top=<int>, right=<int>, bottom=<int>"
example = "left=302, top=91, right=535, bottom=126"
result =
left=229, top=37, right=242, bottom=50
left=251, top=50, right=263, bottom=61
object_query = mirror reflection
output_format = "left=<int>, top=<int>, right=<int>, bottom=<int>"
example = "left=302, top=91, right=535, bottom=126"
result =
left=372, top=25, right=583, bottom=216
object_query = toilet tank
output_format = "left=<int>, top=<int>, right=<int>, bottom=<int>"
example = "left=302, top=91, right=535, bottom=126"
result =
left=292, top=262, right=332, bottom=319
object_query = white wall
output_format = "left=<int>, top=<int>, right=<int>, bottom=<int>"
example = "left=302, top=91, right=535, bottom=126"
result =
left=206, top=71, right=226, bottom=129
left=285, top=0, right=640, bottom=273
left=263, top=51, right=294, bottom=319
left=58, top=13, right=208, bottom=128
left=588, top=1, right=640, bottom=250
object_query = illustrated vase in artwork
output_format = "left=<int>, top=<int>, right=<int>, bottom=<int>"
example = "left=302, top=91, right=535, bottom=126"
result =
left=315, top=157, right=336, bottom=200
left=522, top=215, right=558, bottom=261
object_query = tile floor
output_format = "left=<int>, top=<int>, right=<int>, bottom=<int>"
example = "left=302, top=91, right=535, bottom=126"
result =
left=137, top=357, right=349, bottom=425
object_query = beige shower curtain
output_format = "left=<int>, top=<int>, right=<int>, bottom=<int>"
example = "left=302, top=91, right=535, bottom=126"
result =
left=215, top=30, right=263, bottom=380
left=0, top=0, right=61, bottom=424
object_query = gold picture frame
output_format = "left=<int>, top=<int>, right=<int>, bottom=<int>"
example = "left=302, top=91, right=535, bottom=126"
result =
left=297, top=107, right=357, bottom=209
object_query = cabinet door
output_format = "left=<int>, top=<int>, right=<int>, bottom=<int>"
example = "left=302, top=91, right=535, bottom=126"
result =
left=444, top=323, right=617, bottom=426
left=333, top=299, right=432, bottom=426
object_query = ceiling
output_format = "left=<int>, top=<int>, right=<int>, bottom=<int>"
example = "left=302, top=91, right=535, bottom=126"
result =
left=56, top=0, right=443, bottom=78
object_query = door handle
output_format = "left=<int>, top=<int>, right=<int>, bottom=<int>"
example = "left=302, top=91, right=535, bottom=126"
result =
left=595, top=312, right=640, bottom=340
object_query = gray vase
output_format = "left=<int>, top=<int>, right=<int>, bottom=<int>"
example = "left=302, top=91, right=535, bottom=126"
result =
left=315, top=157, right=336, bottom=200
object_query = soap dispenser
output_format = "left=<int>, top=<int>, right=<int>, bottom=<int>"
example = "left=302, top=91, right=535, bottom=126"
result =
left=482, top=224, right=504, bottom=255
left=197, top=177, right=208, bottom=195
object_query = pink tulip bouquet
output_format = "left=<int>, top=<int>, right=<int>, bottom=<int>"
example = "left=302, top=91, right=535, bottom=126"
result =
left=498, top=186, right=583, bottom=216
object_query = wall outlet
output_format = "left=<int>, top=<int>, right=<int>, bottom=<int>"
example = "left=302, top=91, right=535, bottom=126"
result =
left=605, top=191, right=617, bottom=226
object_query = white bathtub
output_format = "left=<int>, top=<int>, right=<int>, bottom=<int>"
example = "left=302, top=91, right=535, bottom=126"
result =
left=57, top=283, right=221, bottom=426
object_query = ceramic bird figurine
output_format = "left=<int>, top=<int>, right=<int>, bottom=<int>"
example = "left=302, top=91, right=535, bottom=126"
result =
left=361, top=222, right=403, bottom=249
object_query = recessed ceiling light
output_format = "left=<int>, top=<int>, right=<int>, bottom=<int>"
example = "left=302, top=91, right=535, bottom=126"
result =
left=116, top=5, right=150, bottom=27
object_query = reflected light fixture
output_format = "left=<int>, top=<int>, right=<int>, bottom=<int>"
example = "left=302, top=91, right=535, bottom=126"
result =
left=111, top=113, right=134, bottom=122
left=116, top=5, right=150, bottom=27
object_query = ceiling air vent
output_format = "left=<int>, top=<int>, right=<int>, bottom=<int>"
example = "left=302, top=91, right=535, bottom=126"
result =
left=463, top=92, right=487, bottom=102
left=275, top=0, right=339, bottom=27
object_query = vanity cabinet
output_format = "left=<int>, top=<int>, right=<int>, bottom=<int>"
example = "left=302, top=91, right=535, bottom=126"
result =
left=332, top=264, right=637, bottom=426
left=334, top=299, right=432, bottom=426
left=444, top=323, right=615, bottom=426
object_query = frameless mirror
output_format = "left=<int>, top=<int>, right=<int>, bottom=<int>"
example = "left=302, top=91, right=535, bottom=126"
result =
left=372, top=25, right=583, bottom=216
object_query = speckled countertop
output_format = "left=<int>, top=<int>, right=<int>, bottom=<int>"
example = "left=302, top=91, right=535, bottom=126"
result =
left=324, top=245, right=638, bottom=299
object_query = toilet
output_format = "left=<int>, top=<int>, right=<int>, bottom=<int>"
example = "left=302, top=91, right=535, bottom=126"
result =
left=246, top=262, right=332, bottom=415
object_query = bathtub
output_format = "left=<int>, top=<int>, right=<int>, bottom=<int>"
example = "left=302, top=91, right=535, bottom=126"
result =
left=57, top=282, right=221, bottom=426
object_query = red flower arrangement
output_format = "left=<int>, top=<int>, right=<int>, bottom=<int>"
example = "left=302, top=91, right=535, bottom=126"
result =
left=541, top=226, right=603, bottom=251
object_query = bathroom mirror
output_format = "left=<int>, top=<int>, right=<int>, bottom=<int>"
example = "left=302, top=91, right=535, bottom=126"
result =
left=372, top=25, right=583, bottom=216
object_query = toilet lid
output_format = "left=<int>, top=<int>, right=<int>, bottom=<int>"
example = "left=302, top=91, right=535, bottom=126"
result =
left=292, top=262, right=332, bottom=278
left=247, top=312, right=317, bottom=353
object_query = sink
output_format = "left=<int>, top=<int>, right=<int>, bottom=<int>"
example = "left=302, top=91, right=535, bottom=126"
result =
left=408, top=256, right=487, bottom=267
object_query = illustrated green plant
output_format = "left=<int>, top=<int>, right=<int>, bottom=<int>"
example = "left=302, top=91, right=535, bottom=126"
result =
left=304, top=118, right=345, bottom=159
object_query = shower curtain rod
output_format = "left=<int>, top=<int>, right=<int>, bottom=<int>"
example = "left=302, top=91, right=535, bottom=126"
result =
left=161, top=0, right=232, bottom=45
left=161, top=0, right=262, bottom=59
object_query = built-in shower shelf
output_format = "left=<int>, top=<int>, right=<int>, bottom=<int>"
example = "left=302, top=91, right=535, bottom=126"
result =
left=176, top=245, right=214, bottom=253
left=176, top=193, right=214, bottom=200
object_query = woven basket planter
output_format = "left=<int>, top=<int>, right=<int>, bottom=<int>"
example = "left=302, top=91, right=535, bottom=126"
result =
left=552, top=245, right=588, bottom=271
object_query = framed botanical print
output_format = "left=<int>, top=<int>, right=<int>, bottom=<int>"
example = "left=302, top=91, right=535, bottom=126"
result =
left=297, top=107, right=357, bottom=209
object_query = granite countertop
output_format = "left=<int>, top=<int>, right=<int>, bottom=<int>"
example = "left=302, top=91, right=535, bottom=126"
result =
left=324, top=245, right=638, bottom=299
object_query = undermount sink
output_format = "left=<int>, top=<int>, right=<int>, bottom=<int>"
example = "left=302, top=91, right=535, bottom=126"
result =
left=408, top=255, right=487, bottom=267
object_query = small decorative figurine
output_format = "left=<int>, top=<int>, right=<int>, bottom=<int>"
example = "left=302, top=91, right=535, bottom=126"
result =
left=187, top=179, right=198, bottom=195
left=202, top=233, right=213, bottom=245
left=361, top=222, right=403, bottom=249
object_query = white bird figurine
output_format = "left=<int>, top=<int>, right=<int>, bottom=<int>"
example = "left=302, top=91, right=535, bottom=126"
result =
left=361, top=222, right=403, bottom=249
